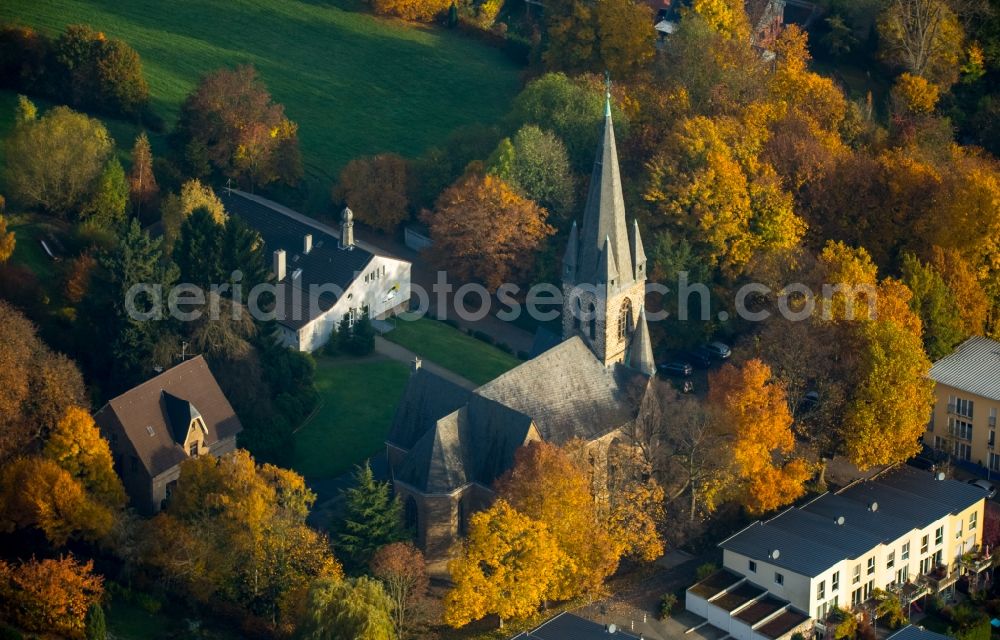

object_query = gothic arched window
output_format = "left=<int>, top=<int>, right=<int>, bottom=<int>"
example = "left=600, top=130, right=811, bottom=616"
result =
left=618, top=298, right=633, bottom=342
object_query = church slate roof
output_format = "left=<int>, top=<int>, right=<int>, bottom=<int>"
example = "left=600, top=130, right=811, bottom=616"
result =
left=396, top=394, right=535, bottom=493
left=476, top=336, right=645, bottom=443
left=386, top=368, right=472, bottom=451
left=392, top=337, right=648, bottom=494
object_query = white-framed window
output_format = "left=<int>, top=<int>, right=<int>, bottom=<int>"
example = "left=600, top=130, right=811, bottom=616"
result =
left=954, top=397, right=975, bottom=418
left=921, top=534, right=929, bottom=554
left=935, top=526, right=944, bottom=546
left=950, top=418, right=974, bottom=441
left=990, top=453, right=1000, bottom=472
left=867, top=557, right=875, bottom=575
left=775, top=572, right=784, bottom=586
left=832, top=571, right=840, bottom=592
left=817, top=580, right=826, bottom=600
left=902, top=542, right=910, bottom=561
left=956, top=520, right=964, bottom=539
left=971, top=511, right=978, bottom=529
left=954, top=441, right=972, bottom=461
left=749, top=560, right=757, bottom=573
left=852, top=564, right=861, bottom=584
left=886, top=551, right=895, bottom=569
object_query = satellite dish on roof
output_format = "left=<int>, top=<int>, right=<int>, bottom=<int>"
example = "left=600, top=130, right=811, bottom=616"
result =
left=937, top=471, right=946, bottom=481
left=870, top=502, right=879, bottom=512
left=607, top=623, right=618, bottom=634
left=770, top=549, right=781, bottom=560
left=836, top=516, right=845, bottom=526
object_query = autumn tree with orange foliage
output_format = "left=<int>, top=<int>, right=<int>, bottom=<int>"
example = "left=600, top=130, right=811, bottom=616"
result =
left=444, top=500, right=565, bottom=629
left=334, top=154, right=410, bottom=233
left=709, top=359, right=811, bottom=514
left=63, top=252, right=97, bottom=304
left=422, top=174, right=554, bottom=291
left=370, top=541, right=429, bottom=639
left=128, top=132, right=158, bottom=217
left=141, top=450, right=342, bottom=633
left=0, top=555, right=103, bottom=639
left=496, top=441, right=622, bottom=600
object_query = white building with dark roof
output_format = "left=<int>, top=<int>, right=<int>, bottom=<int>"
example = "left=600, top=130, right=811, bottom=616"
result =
left=221, top=190, right=411, bottom=352
left=686, top=468, right=989, bottom=640
left=924, top=336, right=1000, bottom=471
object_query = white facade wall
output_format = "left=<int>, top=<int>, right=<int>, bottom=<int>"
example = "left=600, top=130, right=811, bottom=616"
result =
left=723, top=502, right=985, bottom=621
left=686, top=591, right=712, bottom=619
left=287, top=255, right=412, bottom=353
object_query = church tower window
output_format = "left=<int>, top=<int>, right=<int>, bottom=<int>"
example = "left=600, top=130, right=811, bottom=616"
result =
left=618, top=298, right=633, bottom=342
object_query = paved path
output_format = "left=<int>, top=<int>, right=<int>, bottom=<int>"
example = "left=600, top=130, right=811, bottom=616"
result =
left=374, top=336, right=477, bottom=390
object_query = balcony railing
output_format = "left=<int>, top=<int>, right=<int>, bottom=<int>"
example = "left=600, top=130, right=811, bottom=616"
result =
left=960, top=546, right=994, bottom=574
left=922, top=564, right=959, bottom=593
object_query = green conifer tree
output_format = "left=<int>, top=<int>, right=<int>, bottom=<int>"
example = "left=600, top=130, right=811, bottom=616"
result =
left=336, top=462, right=404, bottom=571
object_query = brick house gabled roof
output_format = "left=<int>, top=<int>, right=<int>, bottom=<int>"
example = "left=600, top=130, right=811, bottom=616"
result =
left=94, top=356, right=242, bottom=477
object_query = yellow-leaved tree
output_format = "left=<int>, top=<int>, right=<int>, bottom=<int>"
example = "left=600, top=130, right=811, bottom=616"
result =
left=444, top=500, right=565, bottom=629
left=495, top=441, right=622, bottom=600
left=141, top=451, right=342, bottom=633
left=708, top=359, right=811, bottom=514
left=44, top=406, right=126, bottom=509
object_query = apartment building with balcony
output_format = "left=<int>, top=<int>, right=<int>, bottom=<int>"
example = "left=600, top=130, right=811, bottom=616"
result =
left=685, top=467, right=987, bottom=640
left=924, top=336, right=1000, bottom=473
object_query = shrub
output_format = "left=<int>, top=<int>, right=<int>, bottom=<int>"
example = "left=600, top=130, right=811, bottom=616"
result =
left=85, top=603, right=106, bottom=640
left=0, top=624, right=23, bottom=640
left=695, top=563, right=719, bottom=581
left=659, top=593, right=678, bottom=619
left=134, top=591, right=162, bottom=615
left=472, top=330, right=494, bottom=345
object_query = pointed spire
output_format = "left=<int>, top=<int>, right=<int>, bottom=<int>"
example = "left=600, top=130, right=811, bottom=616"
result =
left=562, top=220, right=578, bottom=283
left=576, top=78, right=632, bottom=288
left=631, top=218, right=647, bottom=281
left=597, top=235, right=618, bottom=285
left=628, top=306, right=656, bottom=377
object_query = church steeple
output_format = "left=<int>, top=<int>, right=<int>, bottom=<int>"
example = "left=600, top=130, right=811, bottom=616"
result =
left=561, top=75, right=650, bottom=369
left=574, top=82, right=632, bottom=288
left=627, top=306, right=656, bottom=377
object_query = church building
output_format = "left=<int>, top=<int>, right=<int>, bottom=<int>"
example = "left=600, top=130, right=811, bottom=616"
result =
left=385, top=91, right=657, bottom=556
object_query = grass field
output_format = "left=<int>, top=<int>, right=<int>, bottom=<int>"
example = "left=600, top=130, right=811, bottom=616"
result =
left=0, top=0, right=522, bottom=192
left=384, top=317, right=521, bottom=385
left=292, top=357, right=410, bottom=479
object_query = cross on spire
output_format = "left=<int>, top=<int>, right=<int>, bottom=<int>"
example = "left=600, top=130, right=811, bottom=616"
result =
left=604, top=70, right=612, bottom=117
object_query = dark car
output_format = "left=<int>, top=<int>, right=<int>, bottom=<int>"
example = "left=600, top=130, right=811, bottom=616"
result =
left=684, top=349, right=714, bottom=369
left=968, top=479, right=997, bottom=499
left=907, top=456, right=936, bottom=471
left=703, top=341, right=732, bottom=359
left=659, top=361, right=693, bottom=377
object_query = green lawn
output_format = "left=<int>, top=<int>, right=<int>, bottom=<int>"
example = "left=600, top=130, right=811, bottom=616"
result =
left=8, top=220, right=59, bottom=282
left=384, top=317, right=521, bottom=385
left=106, top=596, right=243, bottom=640
left=292, top=357, right=410, bottom=479
left=0, top=0, right=522, bottom=192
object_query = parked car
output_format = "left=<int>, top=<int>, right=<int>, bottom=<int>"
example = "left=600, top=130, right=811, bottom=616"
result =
left=703, top=341, right=732, bottom=359
left=908, top=456, right=936, bottom=471
left=659, top=361, right=693, bottom=377
left=684, top=349, right=714, bottom=369
left=968, top=479, right=997, bottom=499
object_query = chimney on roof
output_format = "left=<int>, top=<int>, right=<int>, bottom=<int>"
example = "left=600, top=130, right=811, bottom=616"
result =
left=292, top=268, right=302, bottom=282
left=412, top=357, right=422, bottom=373
left=304, top=233, right=313, bottom=255
left=273, top=249, right=286, bottom=281
left=341, top=207, right=355, bottom=250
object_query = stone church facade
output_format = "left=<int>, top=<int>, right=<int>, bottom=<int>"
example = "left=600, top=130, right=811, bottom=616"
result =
left=385, top=93, right=657, bottom=557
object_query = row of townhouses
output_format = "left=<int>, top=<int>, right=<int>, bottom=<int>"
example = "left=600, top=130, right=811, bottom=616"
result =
left=686, top=467, right=989, bottom=640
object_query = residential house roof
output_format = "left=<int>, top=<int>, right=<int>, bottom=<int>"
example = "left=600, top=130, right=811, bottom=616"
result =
left=887, top=625, right=954, bottom=640
left=719, top=466, right=985, bottom=578
left=221, top=190, right=376, bottom=330
left=929, top=336, right=1000, bottom=401
left=94, top=356, right=242, bottom=478
left=509, top=612, right=641, bottom=640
